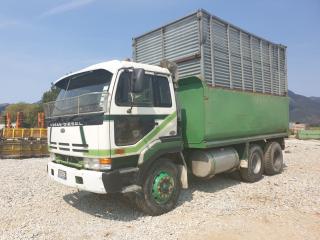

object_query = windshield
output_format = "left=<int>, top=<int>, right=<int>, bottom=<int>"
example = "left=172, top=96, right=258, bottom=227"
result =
left=44, top=69, right=112, bottom=118
left=55, top=69, right=112, bottom=100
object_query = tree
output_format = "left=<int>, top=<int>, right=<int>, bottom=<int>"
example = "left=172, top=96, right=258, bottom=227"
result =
left=42, top=86, right=59, bottom=103
left=4, top=103, right=42, bottom=128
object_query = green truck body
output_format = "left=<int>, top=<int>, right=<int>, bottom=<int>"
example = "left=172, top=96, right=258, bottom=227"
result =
left=297, top=130, right=320, bottom=140
left=178, top=76, right=289, bottom=149
left=46, top=9, right=290, bottom=215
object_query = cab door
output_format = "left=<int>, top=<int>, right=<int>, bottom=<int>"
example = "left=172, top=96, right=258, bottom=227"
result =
left=108, top=69, right=177, bottom=162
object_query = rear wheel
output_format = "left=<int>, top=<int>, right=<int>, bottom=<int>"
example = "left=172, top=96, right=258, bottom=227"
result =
left=135, top=159, right=181, bottom=216
left=240, top=145, right=264, bottom=182
left=264, top=142, right=283, bottom=175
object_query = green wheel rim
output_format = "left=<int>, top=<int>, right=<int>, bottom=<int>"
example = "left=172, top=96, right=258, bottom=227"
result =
left=151, top=171, right=175, bottom=204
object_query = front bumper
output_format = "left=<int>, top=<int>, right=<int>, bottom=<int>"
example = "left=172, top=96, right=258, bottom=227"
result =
left=47, top=161, right=139, bottom=194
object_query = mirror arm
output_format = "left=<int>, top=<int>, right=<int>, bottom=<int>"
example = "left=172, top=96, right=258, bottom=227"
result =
left=127, top=92, right=134, bottom=113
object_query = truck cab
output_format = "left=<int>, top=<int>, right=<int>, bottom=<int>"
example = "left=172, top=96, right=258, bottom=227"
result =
left=45, top=60, right=184, bottom=215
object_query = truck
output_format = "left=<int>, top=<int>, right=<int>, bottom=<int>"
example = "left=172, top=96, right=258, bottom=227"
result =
left=44, top=9, right=289, bottom=215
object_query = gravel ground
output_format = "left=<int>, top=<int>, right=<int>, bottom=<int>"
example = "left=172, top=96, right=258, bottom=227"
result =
left=0, top=139, right=319, bottom=240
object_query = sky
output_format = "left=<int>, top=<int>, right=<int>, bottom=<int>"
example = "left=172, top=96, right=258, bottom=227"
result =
left=0, top=0, right=319, bottom=103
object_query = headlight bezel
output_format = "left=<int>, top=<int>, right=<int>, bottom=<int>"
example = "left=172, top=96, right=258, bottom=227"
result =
left=83, top=157, right=111, bottom=170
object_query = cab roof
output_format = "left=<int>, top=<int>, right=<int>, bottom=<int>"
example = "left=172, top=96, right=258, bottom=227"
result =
left=54, top=60, right=170, bottom=84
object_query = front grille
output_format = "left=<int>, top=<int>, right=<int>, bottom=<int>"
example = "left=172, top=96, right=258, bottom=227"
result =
left=73, top=149, right=89, bottom=153
left=59, top=147, right=70, bottom=151
left=49, top=141, right=88, bottom=152
left=72, top=143, right=88, bottom=147
left=55, top=154, right=83, bottom=168
left=58, top=142, right=70, bottom=146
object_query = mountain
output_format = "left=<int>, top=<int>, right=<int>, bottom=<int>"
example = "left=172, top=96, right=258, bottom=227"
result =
left=0, top=90, right=319, bottom=125
left=289, top=91, right=320, bottom=125
left=309, top=96, right=320, bottom=104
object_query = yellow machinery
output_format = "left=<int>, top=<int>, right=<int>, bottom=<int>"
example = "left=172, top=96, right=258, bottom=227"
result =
left=1, top=128, right=47, bottom=139
left=0, top=112, right=48, bottom=159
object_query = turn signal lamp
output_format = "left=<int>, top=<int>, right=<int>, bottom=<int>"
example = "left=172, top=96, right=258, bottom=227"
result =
left=99, top=158, right=112, bottom=165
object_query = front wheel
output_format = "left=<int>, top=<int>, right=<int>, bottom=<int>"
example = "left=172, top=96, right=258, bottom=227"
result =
left=135, top=159, right=181, bottom=216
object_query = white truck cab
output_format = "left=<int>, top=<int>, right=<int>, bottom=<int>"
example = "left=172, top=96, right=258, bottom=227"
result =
left=45, top=60, right=182, bottom=204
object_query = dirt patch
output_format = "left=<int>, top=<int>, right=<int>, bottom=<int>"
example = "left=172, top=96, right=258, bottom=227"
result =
left=0, top=139, right=319, bottom=240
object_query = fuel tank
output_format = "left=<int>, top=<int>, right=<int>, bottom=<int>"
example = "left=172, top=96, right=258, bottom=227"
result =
left=188, top=147, right=239, bottom=178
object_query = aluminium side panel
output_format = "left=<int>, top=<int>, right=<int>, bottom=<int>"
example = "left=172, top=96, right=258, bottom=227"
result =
left=210, top=17, right=231, bottom=88
left=205, top=11, right=287, bottom=96
left=202, top=13, right=213, bottom=85
left=228, top=26, right=243, bottom=90
left=133, top=29, right=163, bottom=66
left=133, top=9, right=288, bottom=96
left=262, top=41, right=272, bottom=93
left=133, top=12, right=202, bottom=79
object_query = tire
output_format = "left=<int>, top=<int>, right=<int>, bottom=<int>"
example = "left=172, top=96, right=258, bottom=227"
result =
left=134, top=159, right=181, bottom=216
left=240, top=145, right=264, bottom=182
left=264, top=142, right=283, bottom=175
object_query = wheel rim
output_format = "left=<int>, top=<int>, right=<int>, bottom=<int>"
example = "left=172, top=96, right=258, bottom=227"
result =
left=273, top=149, right=282, bottom=171
left=252, top=153, right=262, bottom=174
left=152, top=171, right=175, bottom=204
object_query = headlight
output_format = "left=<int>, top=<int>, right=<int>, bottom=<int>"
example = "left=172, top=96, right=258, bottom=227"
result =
left=83, top=158, right=112, bottom=170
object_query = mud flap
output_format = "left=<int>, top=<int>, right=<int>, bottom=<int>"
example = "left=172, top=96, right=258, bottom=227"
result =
left=178, top=164, right=188, bottom=189
left=240, top=159, right=248, bottom=168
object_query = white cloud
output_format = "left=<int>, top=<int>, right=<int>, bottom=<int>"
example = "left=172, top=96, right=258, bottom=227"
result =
left=40, top=0, right=96, bottom=18
left=0, top=20, right=19, bottom=29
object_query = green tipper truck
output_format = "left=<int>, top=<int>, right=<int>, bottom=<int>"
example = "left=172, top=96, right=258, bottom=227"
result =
left=45, top=9, right=289, bottom=215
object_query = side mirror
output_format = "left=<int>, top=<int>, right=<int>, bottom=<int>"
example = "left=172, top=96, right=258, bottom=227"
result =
left=131, top=68, right=145, bottom=93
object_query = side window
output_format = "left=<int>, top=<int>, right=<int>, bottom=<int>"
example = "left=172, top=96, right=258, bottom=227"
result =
left=115, top=71, right=153, bottom=107
left=115, top=71, right=130, bottom=105
left=152, top=76, right=172, bottom=107
left=114, top=116, right=155, bottom=146
left=133, top=74, right=153, bottom=106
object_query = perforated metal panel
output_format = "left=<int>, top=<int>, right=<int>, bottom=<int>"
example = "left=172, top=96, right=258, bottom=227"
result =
left=202, top=15, right=213, bottom=85
left=262, top=41, right=272, bottom=93
left=134, top=29, right=163, bottom=66
left=133, top=13, right=201, bottom=79
left=133, top=9, right=287, bottom=96
left=229, top=27, right=242, bottom=90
